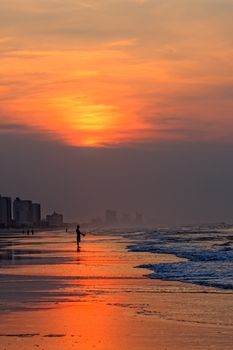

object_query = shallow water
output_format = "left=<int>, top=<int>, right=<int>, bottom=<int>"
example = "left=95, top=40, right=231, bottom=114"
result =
left=0, top=230, right=233, bottom=349
left=128, top=226, right=233, bottom=289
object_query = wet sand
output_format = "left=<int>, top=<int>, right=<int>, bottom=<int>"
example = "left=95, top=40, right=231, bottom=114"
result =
left=0, top=231, right=233, bottom=349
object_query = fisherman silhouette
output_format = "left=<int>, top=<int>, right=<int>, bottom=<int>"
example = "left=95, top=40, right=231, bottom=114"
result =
left=76, top=225, right=85, bottom=250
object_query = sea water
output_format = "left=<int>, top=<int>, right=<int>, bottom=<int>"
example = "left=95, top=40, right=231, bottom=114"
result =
left=128, top=226, right=233, bottom=290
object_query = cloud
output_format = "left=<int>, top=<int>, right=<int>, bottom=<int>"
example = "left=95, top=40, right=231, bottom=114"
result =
left=0, top=122, right=27, bottom=131
left=0, top=0, right=232, bottom=147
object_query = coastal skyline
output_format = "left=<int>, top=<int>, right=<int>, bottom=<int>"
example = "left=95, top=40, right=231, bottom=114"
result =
left=0, top=194, right=65, bottom=228
left=0, top=1, right=233, bottom=224
left=0, top=192, right=142, bottom=228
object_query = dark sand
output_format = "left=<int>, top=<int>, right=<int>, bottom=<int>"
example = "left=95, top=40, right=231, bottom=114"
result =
left=0, top=231, right=232, bottom=349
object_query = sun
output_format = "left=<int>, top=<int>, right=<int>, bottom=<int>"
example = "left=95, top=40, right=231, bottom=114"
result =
left=50, top=96, right=121, bottom=146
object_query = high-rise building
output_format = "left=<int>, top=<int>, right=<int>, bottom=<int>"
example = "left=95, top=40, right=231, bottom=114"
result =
left=32, top=203, right=41, bottom=226
left=0, top=195, right=12, bottom=228
left=121, top=213, right=130, bottom=225
left=13, top=198, right=32, bottom=227
left=13, top=198, right=41, bottom=227
left=46, top=212, right=63, bottom=227
left=105, top=209, right=118, bottom=226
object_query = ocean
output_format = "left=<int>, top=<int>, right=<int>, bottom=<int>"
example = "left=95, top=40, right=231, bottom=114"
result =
left=128, top=226, right=233, bottom=290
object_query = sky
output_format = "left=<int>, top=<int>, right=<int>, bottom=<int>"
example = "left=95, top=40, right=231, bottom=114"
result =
left=0, top=0, right=233, bottom=225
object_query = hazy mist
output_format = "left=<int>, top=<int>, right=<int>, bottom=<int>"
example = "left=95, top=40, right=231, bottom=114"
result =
left=1, top=132, right=233, bottom=226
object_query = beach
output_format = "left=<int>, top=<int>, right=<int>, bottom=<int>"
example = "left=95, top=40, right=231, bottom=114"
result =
left=0, top=230, right=233, bottom=350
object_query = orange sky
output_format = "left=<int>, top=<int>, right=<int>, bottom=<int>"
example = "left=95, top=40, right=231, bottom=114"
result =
left=0, top=0, right=232, bottom=147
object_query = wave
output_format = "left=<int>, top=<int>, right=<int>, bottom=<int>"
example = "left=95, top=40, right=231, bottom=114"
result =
left=128, top=227, right=233, bottom=290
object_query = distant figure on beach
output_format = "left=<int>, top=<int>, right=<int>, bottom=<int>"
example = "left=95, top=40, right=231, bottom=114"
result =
left=76, top=225, right=85, bottom=250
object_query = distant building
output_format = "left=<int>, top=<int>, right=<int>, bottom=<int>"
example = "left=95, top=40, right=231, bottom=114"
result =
left=13, top=198, right=41, bottom=227
left=32, top=203, right=41, bottom=226
left=91, top=217, right=103, bottom=226
left=46, top=212, right=63, bottom=227
left=13, top=198, right=32, bottom=227
left=121, top=213, right=130, bottom=225
left=0, top=195, right=12, bottom=228
left=105, top=209, right=118, bottom=226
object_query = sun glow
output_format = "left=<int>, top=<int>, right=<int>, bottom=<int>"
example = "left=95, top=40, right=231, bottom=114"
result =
left=55, top=97, right=119, bottom=132
left=0, top=1, right=232, bottom=146
left=46, top=96, right=127, bottom=146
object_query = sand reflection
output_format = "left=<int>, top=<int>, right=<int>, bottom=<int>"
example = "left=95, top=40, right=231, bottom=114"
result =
left=0, top=231, right=233, bottom=350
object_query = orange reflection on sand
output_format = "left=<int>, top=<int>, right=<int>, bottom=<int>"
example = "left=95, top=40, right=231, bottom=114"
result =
left=1, top=234, right=233, bottom=350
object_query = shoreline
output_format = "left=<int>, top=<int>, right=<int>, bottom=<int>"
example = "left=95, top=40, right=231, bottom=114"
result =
left=0, top=231, right=232, bottom=349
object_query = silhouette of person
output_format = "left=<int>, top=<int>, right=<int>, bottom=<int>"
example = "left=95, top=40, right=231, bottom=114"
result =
left=76, top=225, right=85, bottom=250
